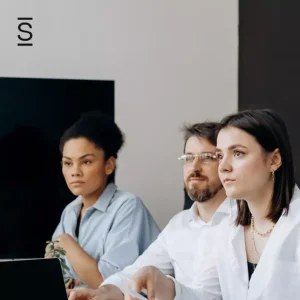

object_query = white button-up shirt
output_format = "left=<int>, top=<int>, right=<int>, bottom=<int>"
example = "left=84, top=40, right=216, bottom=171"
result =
left=102, top=198, right=236, bottom=292
left=173, top=186, right=300, bottom=300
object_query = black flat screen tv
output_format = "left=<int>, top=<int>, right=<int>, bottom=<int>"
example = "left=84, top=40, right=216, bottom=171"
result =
left=0, top=77, right=114, bottom=258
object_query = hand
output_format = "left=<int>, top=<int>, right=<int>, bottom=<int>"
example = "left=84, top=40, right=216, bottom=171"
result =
left=124, top=266, right=175, bottom=300
left=68, top=288, right=99, bottom=300
left=54, top=233, right=74, bottom=249
left=45, top=234, right=75, bottom=258
left=67, top=284, right=124, bottom=300
left=65, top=278, right=81, bottom=290
left=44, top=243, right=54, bottom=258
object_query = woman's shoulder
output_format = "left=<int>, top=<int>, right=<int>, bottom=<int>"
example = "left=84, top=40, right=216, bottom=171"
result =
left=113, top=188, right=143, bottom=203
left=110, top=188, right=146, bottom=212
left=61, top=196, right=82, bottom=214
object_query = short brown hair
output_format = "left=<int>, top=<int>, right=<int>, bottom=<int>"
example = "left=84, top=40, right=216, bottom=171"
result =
left=182, top=122, right=221, bottom=151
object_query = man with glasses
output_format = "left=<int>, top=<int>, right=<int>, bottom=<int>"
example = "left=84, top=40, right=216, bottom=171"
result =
left=68, top=122, right=234, bottom=300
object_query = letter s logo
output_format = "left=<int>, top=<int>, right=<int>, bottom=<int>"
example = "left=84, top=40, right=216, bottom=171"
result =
left=17, top=18, right=33, bottom=46
left=18, top=22, right=33, bottom=41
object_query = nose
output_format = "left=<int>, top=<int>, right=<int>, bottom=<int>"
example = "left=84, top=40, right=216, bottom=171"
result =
left=71, top=164, right=83, bottom=177
left=218, top=156, right=232, bottom=174
left=190, top=156, right=203, bottom=172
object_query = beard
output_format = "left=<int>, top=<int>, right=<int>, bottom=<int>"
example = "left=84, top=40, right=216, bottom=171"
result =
left=185, top=171, right=223, bottom=203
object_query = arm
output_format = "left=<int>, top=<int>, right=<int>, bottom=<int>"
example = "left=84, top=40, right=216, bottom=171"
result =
left=52, top=207, right=103, bottom=288
left=58, top=197, right=159, bottom=289
left=97, top=197, right=160, bottom=280
left=55, top=233, right=103, bottom=288
left=125, top=266, right=175, bottom=300
left=126, top=258, right=221, bottom=300
left=66, top=231, right=175, bottom=300
left=102, top=222, right=175, bottom=293
left=68, top=284, right=123, bottom=300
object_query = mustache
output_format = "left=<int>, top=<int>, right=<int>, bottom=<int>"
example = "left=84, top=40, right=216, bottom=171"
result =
left=188, top=171, right=207, bottom=180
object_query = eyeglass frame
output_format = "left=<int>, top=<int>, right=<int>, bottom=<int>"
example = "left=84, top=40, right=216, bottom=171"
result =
left=178, top=152, right=218, bottom=164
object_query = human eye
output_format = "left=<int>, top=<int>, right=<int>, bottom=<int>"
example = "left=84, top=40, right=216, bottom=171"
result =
left=186, top=154, right=196, bottom=162
left=206, top=153, right=216, bottom=160
left=216, top=152, right=223, bottom=160
left=82, top=160, right=92, bottom=165
left=62, top=160, right=72, bottom=166
left=233, top=150, right=245, bottom=157
left=179, top=154, right=194, bottom=163
left=200, top=153, right=215, bottom=162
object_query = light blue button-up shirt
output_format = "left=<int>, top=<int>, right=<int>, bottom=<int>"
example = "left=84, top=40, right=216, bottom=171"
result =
left=52, top=183, right=160, bottom=283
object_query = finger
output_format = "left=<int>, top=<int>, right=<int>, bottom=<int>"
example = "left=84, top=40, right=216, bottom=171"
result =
left=65, top=278, right=73, bottom=289
left=145, top=278, right=155, bottom=300
left=127, top=280, right=149, bottom=300
left=128, top=278, right=144, bottom=294
left=44, top=252, right=53, bottom=259
left=124, top=292, right=134, bottom=300
left=68, top=288, right=92, bottom=300
left=68, top=290, right=77, bottom=300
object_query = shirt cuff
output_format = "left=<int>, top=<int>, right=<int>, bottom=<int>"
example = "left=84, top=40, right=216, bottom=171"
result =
left=98, top=259, right=120, bottom=280
left=100, top=272, right=131, bottom=294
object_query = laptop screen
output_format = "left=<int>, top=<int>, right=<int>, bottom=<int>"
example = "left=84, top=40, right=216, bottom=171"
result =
left=0, top=258, right=68, bottom=300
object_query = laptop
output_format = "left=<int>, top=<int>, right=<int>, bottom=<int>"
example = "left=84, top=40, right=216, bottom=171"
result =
left=0, top=258, right=68, bottom=300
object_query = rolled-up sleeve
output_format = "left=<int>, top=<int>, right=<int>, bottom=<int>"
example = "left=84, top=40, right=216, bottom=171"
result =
left=98, top=197, right=160, bottom=279
left=169, top=277, right=221, bottom=300
left=168, top=254, right=222, bottom=300
left=102, top=225, right=174, bottom=291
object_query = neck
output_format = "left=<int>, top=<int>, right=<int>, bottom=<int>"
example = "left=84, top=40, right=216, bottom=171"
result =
left=196, top=188, right=227, bottom=223
left=81, top=183, right=107, bottom=209
left=245, top=181, right=275, bottom=230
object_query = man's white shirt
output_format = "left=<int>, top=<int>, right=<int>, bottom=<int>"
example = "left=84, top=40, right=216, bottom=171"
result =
left=102, top=198, right=236, bottom=293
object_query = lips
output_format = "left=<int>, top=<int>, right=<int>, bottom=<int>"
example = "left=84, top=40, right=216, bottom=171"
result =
left=223, top=178, right=235, bottom=184
left=70, top=181, right=85, bottom=185
left=189, top=177, right=207, bottom=181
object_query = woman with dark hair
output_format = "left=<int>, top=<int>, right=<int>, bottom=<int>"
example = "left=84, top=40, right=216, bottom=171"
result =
left=125, top=109, right=300, bottom=300
left=45, top=112, right=160, bottom=289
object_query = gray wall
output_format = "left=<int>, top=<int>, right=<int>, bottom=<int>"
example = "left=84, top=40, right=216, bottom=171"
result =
left=0, top=0, right=238, bottom=228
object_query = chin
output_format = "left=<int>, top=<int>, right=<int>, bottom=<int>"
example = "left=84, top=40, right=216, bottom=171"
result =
left=189, top=182, right=207, bottom=189
left=224, top=187, right=242, bottom=199
left=69, top=188, right=83, bottom=196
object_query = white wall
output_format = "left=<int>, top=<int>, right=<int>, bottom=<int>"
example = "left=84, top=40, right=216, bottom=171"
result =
left=0, top=0, right=238, bottom=228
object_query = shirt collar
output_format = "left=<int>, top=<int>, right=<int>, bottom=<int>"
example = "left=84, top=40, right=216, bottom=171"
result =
left=188, top=197, right=236, bottom=224
left=70, top=182, right=118, bottom=213
left=93, top=183, right=118, bottom=212
left=188, top=202, right=199, bottom=222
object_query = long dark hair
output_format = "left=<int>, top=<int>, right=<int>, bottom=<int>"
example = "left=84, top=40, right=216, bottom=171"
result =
left=219, top=109, right=295, bottom=226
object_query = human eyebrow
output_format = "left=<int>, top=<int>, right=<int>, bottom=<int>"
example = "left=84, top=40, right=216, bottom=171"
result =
left=216, top=144, right=248, bottom=152
left=62, top=154, right=96, bottom=160
left=62, top=156, right=72, bottom=160
left=228, top=144, right=248, bottom=150
left=79, top=154, right=96, bottom=159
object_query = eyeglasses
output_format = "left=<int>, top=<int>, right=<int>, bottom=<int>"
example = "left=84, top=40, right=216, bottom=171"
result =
left=178, top=152, right=217, bottom=164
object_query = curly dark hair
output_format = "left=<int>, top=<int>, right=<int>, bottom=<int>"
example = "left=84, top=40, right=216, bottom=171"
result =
left=59, top=111, right=124, bottom=183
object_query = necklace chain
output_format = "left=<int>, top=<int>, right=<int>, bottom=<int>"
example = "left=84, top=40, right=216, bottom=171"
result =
left=251, top=216, right=275, bottom=237
left=250, top=216, right=275, bottom=270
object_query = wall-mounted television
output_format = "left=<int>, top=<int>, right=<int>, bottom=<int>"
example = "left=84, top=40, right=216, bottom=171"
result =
left=0, top=77, right=114, bottom=258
